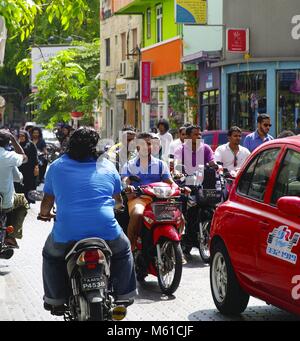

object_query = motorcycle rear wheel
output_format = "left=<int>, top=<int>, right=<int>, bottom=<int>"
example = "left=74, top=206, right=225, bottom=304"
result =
left=88, top=302, right=104, bottom=321
left=157, top=240, right=182, bottom=295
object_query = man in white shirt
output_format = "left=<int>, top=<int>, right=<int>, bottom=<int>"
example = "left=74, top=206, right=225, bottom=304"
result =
left=0, top=130, right=28, bottom=248
left=215, top=126, right=250, bottom=175
left=157, top=119, right=173, bottom=164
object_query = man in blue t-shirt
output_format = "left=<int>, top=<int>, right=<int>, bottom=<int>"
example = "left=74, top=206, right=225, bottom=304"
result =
left=39, top=127, right=136, bottom=314
left=121, top=132, right=175, bottom=251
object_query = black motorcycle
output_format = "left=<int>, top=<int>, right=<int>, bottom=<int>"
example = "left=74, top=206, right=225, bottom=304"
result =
left=30, top=190, right=131, bottom=321
left=46, top=143, right=60, bottom=163
left=0, top=195, right=15, bottom=260
left=177, top=165, right=226, bottom=264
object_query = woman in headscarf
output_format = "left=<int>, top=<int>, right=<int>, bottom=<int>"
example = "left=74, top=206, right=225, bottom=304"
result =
left=15, top=130, right=39, bottom=203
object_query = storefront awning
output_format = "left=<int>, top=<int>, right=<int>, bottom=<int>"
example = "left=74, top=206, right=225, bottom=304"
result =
left=212, top=56, right=300, bottom=67
left=181, top=50, right=222, bottom=64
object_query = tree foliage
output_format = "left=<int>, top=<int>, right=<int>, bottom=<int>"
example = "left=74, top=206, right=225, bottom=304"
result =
left=0, top=0, right=90, bottom=41
left=29, top=40, right=101, bottom=127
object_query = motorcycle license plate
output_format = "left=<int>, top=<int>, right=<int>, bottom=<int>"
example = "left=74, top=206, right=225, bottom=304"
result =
left=81, top=276, right=106, bottom=291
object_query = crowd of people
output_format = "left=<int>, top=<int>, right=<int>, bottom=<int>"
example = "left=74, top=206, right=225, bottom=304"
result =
left=0, top=112, right=299, bottom=314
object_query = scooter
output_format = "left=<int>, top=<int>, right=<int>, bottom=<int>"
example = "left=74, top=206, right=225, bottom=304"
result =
left=177, top=164, right=226, bottom=264
left=126, top=179, right=184, bottom=295
left=30, top=190, right=131, bottom=321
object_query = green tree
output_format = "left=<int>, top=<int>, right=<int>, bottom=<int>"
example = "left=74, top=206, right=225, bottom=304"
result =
left=0, top=0, right=91, bottom=41
left=29, top=40, right=101, bottom=127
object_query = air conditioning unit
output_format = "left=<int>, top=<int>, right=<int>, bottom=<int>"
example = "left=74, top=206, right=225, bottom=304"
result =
left=120, top=59, right=135, bottom=79
left=126, top=80, right=138, bottom=99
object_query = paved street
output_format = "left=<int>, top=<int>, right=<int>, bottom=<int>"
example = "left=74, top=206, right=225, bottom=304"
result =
left=0, top=201, right=299, bottom=321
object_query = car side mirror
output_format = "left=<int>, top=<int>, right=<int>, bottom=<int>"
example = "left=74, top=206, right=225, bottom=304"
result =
left=277, top=196, right=300, bottom=217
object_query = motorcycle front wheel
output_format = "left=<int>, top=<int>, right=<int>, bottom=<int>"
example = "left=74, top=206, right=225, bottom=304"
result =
left=157, top=240, right=182, bottom=295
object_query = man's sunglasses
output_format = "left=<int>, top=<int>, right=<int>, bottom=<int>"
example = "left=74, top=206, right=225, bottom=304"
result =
left=263, top=123, right=272, bottom=127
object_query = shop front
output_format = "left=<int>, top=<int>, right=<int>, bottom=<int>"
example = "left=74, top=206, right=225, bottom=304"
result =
left=220, top=61, right=300, bottom=136
left=198, top=62, right=221, bottom=130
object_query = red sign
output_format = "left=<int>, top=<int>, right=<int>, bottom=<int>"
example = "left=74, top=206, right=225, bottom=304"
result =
left=70, top=111, right=84, bottom=119
left=226, top=28, right=249, bottom=53
left=140, top=61, right=151, bottom=103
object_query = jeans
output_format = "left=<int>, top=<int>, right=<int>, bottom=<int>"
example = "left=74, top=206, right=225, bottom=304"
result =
left=42, top=230, right=137, bottom=306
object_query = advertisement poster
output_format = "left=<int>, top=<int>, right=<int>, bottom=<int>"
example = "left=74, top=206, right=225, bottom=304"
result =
left=175, top=0, right=207, bottom=24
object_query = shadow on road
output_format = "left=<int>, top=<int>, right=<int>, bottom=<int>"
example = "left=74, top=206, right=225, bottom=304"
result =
left=187, top=306, right=300, bottom=321
left=135, top=277, right=177, bottom=303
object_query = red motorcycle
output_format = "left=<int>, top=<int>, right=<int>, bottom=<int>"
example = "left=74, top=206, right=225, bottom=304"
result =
left=131, top=181, right=183, bottom=295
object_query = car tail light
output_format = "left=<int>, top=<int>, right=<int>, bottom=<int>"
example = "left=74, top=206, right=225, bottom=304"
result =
left=76, top=250, right=105, bottom=267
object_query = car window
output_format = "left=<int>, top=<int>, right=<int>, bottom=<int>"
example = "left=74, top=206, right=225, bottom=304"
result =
left=237, top=148, right=280, bottom=201
left=218, top=133, right=228, bottom=146
left=202, top=133, right=213, bottom=146
left=271, top=149, right=300, bottom=204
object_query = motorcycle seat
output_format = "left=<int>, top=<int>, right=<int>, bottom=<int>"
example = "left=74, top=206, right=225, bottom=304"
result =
left=65, top=237, right=112, bottom=261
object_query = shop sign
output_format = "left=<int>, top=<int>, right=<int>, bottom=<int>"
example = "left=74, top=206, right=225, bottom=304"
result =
left=140, top=61, right=151, bottom=103
left=175, top=0, right=207, bottom=24
left=226, top=28, right=249, bottom=53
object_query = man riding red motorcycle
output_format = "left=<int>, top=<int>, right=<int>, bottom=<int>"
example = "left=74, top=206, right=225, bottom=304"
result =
left=121, top=133, right=189, bottom=294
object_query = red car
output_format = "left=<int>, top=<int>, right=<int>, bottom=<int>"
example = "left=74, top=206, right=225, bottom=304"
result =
left=209, top=136, right=300, bottom=316
left=202, top=130, right=251, bottom=151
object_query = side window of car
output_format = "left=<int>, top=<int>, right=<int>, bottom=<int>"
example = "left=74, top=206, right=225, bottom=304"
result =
left=271, top=149, right=300, bottom=204
left=202, top=133, right=213, bottom=146
left=238, top=148, right=280, bottom=201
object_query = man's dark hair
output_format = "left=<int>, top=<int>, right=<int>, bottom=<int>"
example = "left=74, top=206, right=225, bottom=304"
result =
left=228, top=126, right=242, bottom=137
left=179, top=126, right=186, bottom=133
left=122, top=125, right=136, bottom=132
left=277, top=130, right=296, bottom=139
left=157, top=119, right=170, bottom=132
left=186, top=125, right=201, bottom=136
left=0, top=131, right=10, bottom=148
left=66, top=127, right=100, bottom=161
left=136, top=132, right=152, bottom=140
left=257, top=114, right=271, bottom=124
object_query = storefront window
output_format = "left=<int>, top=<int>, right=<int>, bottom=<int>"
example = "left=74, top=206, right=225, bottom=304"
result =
left=200, top=90, right=219, bottom=130
left=277, top=70, right=300, bottom=134
left=228, top=71, right=267, bottom=131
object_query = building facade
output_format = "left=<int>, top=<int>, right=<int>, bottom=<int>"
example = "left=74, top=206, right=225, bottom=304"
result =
left=115, top=0, right=185, bottom=132
left=100, top=0, right=142, bottom=140
left=215, top=0, right=300, bottom=136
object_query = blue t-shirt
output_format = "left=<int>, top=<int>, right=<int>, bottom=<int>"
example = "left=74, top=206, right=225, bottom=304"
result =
left=43, top=154, right=122, bottom=243
left=121, top=156, right=171, bottom=187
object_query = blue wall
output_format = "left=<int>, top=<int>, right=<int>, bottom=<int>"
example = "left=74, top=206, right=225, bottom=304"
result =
left=221, top=61, right=300, bottom=137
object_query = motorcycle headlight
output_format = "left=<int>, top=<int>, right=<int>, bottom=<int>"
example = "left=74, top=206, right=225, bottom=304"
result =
left=153, top=187, right=172, bottom=198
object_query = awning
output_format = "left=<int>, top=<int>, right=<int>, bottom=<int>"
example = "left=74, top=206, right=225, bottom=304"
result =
left=181, top=50, right=222, bottom=64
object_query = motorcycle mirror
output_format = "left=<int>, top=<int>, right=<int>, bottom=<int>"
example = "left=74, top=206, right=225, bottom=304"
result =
left=27, top=190, right=44, bottom=202
left=129, top=175, right=141, bottom=183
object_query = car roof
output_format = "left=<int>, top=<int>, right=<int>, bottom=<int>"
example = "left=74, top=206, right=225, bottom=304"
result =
left=255, top=135, right=300, bottom=150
